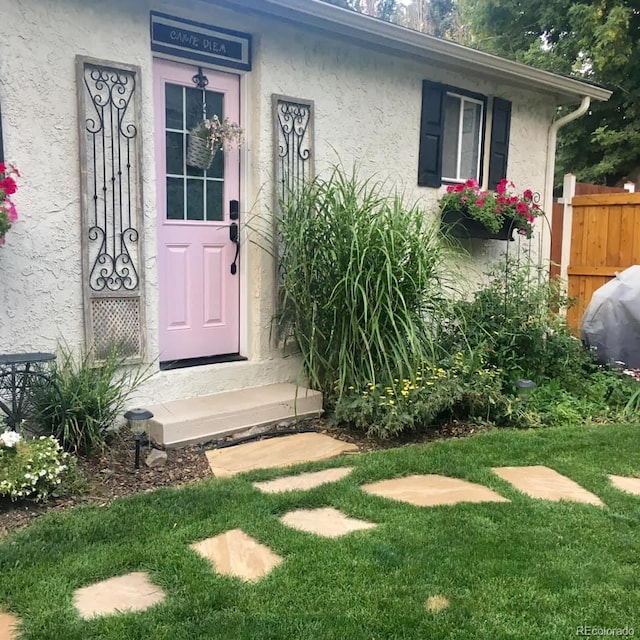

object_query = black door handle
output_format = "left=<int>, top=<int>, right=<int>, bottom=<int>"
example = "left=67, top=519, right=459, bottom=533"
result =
left=229, top=199, right=240, bottom=275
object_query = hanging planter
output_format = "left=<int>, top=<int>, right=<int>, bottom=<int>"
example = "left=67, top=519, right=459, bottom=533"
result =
left=186, top=115, right=243, bottom=171
left=186, top=135, right=216, bottom=170
left=438, top=179, right=542, bottom=242
left=441, top=207, right=515, bottom=241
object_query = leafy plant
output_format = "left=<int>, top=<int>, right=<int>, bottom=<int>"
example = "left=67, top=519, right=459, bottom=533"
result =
left=0, top=432, right=68, bottom=501
left=333, top=351, right=505, bottom=437
left=33, top=343, right=153, bottom=454
left=442, top=256, right=596, bottom=387
left=271, top=166, right=458, bottom=399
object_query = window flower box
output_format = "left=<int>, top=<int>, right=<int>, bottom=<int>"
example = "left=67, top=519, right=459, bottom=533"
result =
left=441, top=206, right=515, bottom=241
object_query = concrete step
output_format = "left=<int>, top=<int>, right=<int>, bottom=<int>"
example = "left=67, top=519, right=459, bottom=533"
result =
left=147, top=383, right=323, bottom=447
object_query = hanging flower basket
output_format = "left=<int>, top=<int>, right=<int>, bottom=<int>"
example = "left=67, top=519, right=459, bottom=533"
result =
left=441, top=207, right=515, bottom=241
left=186, top=116, right=243, bottom=171
left=186, top=135, right=216, bottom=170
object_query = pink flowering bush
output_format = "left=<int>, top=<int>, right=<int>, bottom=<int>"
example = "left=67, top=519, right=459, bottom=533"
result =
left=439, top=178, right=542, bottom=238
left=0, top=162, right=20, bottom=245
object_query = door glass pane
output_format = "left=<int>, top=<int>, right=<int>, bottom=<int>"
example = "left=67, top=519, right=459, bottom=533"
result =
left=166, top=132, right=183, bottom=175
left=460, top=101, right=482, bottom=180
left=186, top=179, right=204, bottom=220
left=205, top=90, right=224, bottom=121
left=208, top=150, right=224, bottom=180
left=185, top=87, right=206, bottom=131
left=186, top=161, right=205, bottom=177
left=166, top=178, right=184, bottom=220
left=442, top=95, right=460, bottom=180
left=206, top=181, right=224, bottom=221
left=165, top=84, right=183, bottom=130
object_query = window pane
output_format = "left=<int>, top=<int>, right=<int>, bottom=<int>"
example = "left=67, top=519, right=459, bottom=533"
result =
left=186, top=87, right=204, bottom=131
left=165, top=84, right=183, bottom=130
left=459, top=101, right=482, bottom=180
left=186, top=161, right=205, bottom=178
left=186, top=179, right=204, bottom=220
left=166, top=132, right=184, bottom=175
left=206, top=181, right=224, bottom=221
left=442, top=95, right=460, bottom=180
left=205, top=90, right=224, bottom=121
left=166, top=177, right=184, bottom=220
left=207, top=148, right=224, bottom=179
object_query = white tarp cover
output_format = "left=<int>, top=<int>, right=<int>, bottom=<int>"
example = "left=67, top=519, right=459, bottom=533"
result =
left=581, top=265, right=640, bottom=368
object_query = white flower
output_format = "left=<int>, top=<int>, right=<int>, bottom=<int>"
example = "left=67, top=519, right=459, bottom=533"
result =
left=0, top=430, right=22, bottom=448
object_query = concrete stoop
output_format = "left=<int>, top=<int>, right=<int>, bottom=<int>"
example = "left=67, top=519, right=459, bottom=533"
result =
left=147, top=383, right=323, bottom=447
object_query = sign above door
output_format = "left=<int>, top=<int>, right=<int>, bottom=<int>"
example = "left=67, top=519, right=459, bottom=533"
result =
left=150, top=12, right=252, bottom=71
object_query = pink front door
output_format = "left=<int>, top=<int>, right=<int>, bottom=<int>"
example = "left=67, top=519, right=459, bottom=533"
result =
left=154, top=59, right=240, bottom=362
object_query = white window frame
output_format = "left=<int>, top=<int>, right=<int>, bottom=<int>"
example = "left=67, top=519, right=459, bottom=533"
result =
left=442, top=92, right=484, bottom=183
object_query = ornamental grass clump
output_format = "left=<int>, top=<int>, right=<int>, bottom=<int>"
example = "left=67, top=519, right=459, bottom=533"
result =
left=439, top=178, right=542, bottom=238
left=274, top=167, right=455, bottom=399
left=33, top=343, right=153, bottom=454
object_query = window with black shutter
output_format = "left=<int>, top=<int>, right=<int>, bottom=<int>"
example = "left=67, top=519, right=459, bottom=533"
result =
left=418, top=81, right=511, bottom=189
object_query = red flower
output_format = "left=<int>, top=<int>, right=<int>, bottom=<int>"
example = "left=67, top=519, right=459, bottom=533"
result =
left=496, top=179, right=508, bottom=195
left=465, top=178, right=479, bottom=189
left=523, top=189, right=533, bottom=200
left=516, top=202, right=529, bottom=216
left=475, top=199, right=485, bottom=207
left=0, top=163, right=5, bottom=174
left=0, top=177, right=17, bottom=195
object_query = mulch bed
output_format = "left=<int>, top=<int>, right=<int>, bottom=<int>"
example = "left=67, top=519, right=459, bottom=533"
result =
left=0, top=418, right=483, bottom=537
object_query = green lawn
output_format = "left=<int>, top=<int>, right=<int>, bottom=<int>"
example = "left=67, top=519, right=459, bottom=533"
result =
left=2, top=423, right=640, bottom=640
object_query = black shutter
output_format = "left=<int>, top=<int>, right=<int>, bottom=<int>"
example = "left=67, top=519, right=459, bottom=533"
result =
left=417, top=81, right=445, bottom=188
left=488, top=97, right=511, bottom=190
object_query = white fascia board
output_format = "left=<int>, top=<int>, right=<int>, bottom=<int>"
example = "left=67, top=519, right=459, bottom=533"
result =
left=218, top=0, right=612, bottom=105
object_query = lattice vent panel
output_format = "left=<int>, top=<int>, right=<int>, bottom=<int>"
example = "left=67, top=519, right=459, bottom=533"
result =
left=91, top=297, right=141, bottom=360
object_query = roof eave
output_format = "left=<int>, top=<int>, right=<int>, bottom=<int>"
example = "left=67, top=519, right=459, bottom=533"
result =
left=216, top=0, right=612, bottom=105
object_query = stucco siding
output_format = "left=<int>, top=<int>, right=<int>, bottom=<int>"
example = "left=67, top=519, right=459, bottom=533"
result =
left=0, top=0, right=555, bottom=404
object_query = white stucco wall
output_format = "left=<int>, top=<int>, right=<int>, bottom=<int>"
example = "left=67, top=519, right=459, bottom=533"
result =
left=0, top=0, right=556, bottom=405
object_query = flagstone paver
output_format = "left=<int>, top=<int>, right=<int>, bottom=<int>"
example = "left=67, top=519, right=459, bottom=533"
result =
left=609, top=474, right=640, bottom=496
left=361, top=474, right=509, bottom=507
left=280, top=507, right=377, bottom=537
left=190, top=529, right=283, bottom=582
left=73, top=572, right=166, bottom=619
left=253, top=466, right=355, bottom=494
left=0, top=612, right=20, bottom=640
left=492, top=465, right=604, bottom=506
left=205, top=433, right=358, bottom=477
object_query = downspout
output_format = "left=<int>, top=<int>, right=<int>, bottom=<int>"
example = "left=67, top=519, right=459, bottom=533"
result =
left=542, top=95, right=590, bottom=280
left=544, top=95, right=590, bottom=242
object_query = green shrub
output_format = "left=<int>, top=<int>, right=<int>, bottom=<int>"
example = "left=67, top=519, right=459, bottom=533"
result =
left=272, top=166, right=458, bottom=399
left=33, top=343, right=153, bottom=454
left=333, top=352, right=506, bottom=437
left=0, top=431, right=69, bottom=501
left=443, top=256, right=596, bottom=387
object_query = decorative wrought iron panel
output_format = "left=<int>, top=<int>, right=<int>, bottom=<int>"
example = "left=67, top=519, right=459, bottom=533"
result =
left=273, top=95, right=314, bottom=205
left=77, top=57, right=146, bottom=361
left=272, top=95, right=314, bottom=322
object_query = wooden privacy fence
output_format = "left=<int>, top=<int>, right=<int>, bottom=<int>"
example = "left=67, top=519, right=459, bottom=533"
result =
left=566, top=192, right=640, bottom=330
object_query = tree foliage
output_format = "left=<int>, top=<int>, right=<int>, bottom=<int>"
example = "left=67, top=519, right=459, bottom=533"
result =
left=457, top=0, right=640, bottom=186
left=321, top=0, right=397, bottom=20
